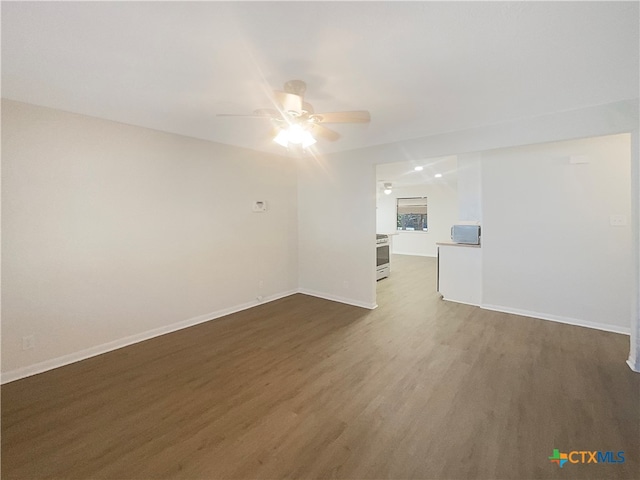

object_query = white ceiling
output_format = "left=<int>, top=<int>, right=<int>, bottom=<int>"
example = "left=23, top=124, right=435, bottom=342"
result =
left=2, top=2, right=638, bottom=156
left=376, top=155, right=458, bottom=189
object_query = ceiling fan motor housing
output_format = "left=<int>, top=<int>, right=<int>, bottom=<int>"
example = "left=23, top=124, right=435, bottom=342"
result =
left=283, top=80, right=307, bottom=96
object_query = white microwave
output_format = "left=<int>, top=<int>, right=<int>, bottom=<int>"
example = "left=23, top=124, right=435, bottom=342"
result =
left=451, top=225, right=481, bottom=245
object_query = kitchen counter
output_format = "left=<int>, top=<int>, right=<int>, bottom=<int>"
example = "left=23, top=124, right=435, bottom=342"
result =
left=437, top=243, right=482, bottom=306
left=436, top=242, right=481, bottom=248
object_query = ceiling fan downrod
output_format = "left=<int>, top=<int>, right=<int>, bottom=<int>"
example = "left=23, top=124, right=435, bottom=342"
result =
left=283, top=80, right=307, bottom=96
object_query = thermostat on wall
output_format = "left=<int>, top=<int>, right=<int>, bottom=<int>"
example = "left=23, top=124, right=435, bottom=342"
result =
left=252, top=201, right=267, bottom=212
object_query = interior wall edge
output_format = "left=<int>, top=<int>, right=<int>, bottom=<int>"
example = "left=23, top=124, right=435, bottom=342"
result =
left=481, top=304, right=631, bottom=336
left=629, top=129, right=640, bottom=372
left=0, top=289, right=298, bottom=385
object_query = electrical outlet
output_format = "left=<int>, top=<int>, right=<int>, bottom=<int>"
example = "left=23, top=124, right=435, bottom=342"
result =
left=343, top=280, right=349, bottom=290
left=259, top=280, right=264, bottom=290
left=22, top=335, right=35, bottom=350
left=256, top=295, right=264, bottom=302
left=610, top=214, right=627, bottom=226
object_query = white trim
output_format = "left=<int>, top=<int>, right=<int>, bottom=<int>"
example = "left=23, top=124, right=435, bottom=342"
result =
left=392, top=251, right=437, bottom=258
left=297, top=288, right=377, bottom=310
left=0, top=290, right=297, bottom=385
left=629, top=129, right=640, bottom=375
left=441, top=297, right=481, bottom=307
left=482, top=304, right=631, bottom=335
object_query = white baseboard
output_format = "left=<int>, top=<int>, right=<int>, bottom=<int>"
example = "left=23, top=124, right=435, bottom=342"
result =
left=627, top=357, right=639, bottom=372
left=442, top=297, right=481, bottom=307
left=6, top=292, right=625, bottom=383
left=297, top=288, right=377, bottom=310
left=481, top=304, right=631, bottom=335
left=0, top=289, right=298, bottom=385
left=392, top=251, right=437, bottom=258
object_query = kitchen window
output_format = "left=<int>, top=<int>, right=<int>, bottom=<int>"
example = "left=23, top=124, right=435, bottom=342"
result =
left=397, top=197, right=428, bottom=231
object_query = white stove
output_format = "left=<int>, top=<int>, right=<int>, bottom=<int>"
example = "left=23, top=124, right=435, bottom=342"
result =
left=376, top=234, right=390, bottom=280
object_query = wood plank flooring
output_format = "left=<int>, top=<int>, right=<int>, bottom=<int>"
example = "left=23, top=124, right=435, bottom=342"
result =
left=2, top=254, right=639, bottom=479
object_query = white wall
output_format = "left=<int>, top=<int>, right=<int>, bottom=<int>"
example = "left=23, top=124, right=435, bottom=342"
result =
left=317, top=99, right=637, bottom=367
left=456, top=153, right=482, bottom=223
left=297, top=157, right=377, bottom=308
left=3, top=98, right=639, bottom=378
left=1, top=100, right=298, bottom=378
left=376, top=184, right=458, bottom=257
left=481, top=134, right=631, bottom=332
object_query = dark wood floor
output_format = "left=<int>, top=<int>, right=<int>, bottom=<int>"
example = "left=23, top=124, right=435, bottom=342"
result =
left=2, top=254, right=638, bottom=479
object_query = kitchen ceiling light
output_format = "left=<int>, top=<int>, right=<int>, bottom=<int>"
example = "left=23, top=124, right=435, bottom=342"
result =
left=414, top=166, right=424, bottom=171
left=434, top=173, right=443, bottom=178
left=383, top=182, right=392, bottom=195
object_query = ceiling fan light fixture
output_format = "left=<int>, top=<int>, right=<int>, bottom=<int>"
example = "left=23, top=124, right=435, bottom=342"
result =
left=273, top=129, right=290, bottom=147
left=221, top=80, right=370, bottom=150
left=287, top=124, right=306, bottom=144
left=273, top=124, right=317, bottom=149
left=301, top=131, right=317, bottom=148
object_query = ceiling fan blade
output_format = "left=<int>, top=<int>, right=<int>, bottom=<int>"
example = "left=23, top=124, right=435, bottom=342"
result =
left=217, top=113, right=272, bottom=118
left=310, top=124, right=341, bottom=141
left=274, top=90, right=302, bottom=115
left=254, top=108, right=279, bottom=116
left=302, top=102, right=314, bottom=114
left=217, top=108, right=281, bottom=120
left=269, top=126, right=280, bottom=138
left=312, top=111, right=371, bottom=124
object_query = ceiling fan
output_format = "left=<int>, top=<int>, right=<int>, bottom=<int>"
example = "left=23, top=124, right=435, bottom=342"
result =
left=217, top=80, right=371, bottom=149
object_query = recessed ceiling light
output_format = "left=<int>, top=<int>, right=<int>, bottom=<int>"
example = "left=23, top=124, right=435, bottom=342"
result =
left=414, top=166, right=424, bottom=171
left=434, top=173, right=443, bottom=178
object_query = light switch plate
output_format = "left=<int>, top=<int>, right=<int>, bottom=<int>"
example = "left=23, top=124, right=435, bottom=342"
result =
left=610, top=214, right=627, bottom=226
left=569, top=155, right=589, bottom=164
